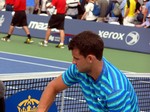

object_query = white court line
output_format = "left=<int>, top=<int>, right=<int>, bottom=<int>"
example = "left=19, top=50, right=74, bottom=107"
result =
left=0, top=51, right=149, bottom=74
left=0, top=51, right=137, bottom=73
left=121, top=70, right=136, bottom=74
left=0, top=51, right=71, bottom=63
left=0, top=71, right=63, bottom=81
left=0, top=57, right=67, bottom=70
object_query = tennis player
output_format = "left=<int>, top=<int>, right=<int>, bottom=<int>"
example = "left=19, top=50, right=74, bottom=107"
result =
left=37, top=31, right=139, bottom=112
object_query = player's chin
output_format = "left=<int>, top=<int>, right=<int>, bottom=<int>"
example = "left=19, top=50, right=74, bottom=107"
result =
left=77, top=67, right=82, bottom=72
left=77, top=68, right=86, bottom=73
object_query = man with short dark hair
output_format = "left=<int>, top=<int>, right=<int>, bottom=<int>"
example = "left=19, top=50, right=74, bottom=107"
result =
left=37, top=31, right=139, bottom=112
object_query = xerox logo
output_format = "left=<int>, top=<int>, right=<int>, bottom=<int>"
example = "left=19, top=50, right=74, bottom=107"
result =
left=98, top=30, right=125, bottom=40
left=125, top=31, right=140, bottom=45
left=99, top=30, right=140, bottom=45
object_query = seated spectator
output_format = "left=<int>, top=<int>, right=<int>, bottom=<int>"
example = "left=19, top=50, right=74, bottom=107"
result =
left=105, top=0, right=122, bottom=25
left=96, top=0, right=109, bottom=22
left=39, top=0, right=48, bottom=14
left=77, top=0, right=87, bottom=19
left=135, top=4, right=144, bottom=24
left=134, top=0, right=143, bottom=24
left=66, top=0, right=80, bottom=19
left=119, top=0, right=127, bottom=17
left=135, top=13, right=150, bottom=28
left=142, top=0, right=150, bottom=24
left=81, top=0, right=98, bottom=21
left=123, top=0, right=137, bottom=27
left=0, top=0, right=5, bottom=11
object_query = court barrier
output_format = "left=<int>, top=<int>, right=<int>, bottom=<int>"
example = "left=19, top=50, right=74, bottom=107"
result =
left=0, top=11, right=150, bottom=54
left=1, top=72, right=150, bottom=112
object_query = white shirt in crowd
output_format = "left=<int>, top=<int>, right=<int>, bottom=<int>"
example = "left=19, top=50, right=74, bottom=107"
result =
left=84, top=2, right=97, bottom=21
left=66, top=0, right=80, bottom=16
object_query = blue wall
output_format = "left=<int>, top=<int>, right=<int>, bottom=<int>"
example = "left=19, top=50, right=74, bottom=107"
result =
left=0, top=11, right=150, bottom=54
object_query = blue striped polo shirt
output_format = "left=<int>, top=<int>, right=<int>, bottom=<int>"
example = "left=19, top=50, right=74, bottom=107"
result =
left=62, top=57, right=139, bottom=112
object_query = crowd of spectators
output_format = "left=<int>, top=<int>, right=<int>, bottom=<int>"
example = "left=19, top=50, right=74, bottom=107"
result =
left=0, top=0, right=150, bottom=28
left=0, top=0, right=5, bottom=11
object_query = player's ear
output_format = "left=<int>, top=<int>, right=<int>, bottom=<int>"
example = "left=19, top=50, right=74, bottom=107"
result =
left=86, top=54, right=94, bottom=63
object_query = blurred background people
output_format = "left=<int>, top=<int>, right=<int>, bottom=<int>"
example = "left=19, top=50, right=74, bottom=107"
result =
left=135, top=13, right=150, bottom=27
left=26, top=0, right=39, bottom=14
left=77, top=0, right=86, bottom=19
left=1, top=0, right=34, bottom=44
left=81, top=0, right=98, bottom=21
left=97, top=0, right=109, bottom=22
left=5, top=0, right=14, bottom=11
left=0, top=0, right=5, bottom=11
left=26, top=0, right=35, bottom=14
left=66, top=0, right=80, bottom=19
left=142, top=0, right=150, bottom=22
left=123, top=0, right=137, bottom=26
left=39, top=0, right=48, bottom=14
left=39, top=0, right=66, bottom=48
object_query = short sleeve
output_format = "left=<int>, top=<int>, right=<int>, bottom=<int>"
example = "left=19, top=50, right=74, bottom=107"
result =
left=62, top=64, right=79, bottom=86
left=85, top=2, right=94, bottom=12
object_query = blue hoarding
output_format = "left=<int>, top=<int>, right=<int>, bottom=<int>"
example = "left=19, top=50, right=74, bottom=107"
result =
left=5, top=90, right=57, bottom=112
left=0, top=11, right=150, bottom=54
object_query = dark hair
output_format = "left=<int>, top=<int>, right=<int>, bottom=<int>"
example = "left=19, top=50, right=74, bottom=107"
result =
left=68, top=31, right=104, bottom=61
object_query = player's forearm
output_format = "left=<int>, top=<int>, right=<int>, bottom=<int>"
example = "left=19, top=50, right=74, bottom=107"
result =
left=37, top=84, right=57, bottom=112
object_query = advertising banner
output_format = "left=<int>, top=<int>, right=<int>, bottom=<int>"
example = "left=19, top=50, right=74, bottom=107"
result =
left=5, top=90, right=57, bottom=112
left=0, top=11, right=150, bottom=53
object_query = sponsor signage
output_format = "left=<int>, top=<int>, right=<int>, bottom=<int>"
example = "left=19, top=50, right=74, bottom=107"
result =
left=0, top=11, right=149, bottom=53
left=5, top=90, right=57, bottom=112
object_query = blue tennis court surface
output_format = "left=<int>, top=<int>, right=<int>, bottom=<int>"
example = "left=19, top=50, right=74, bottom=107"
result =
left=0, top=51, right=71, bottom=74
left=1, top=51, right=150, bottom=111
left=0, top=51, right=89, bottom=112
